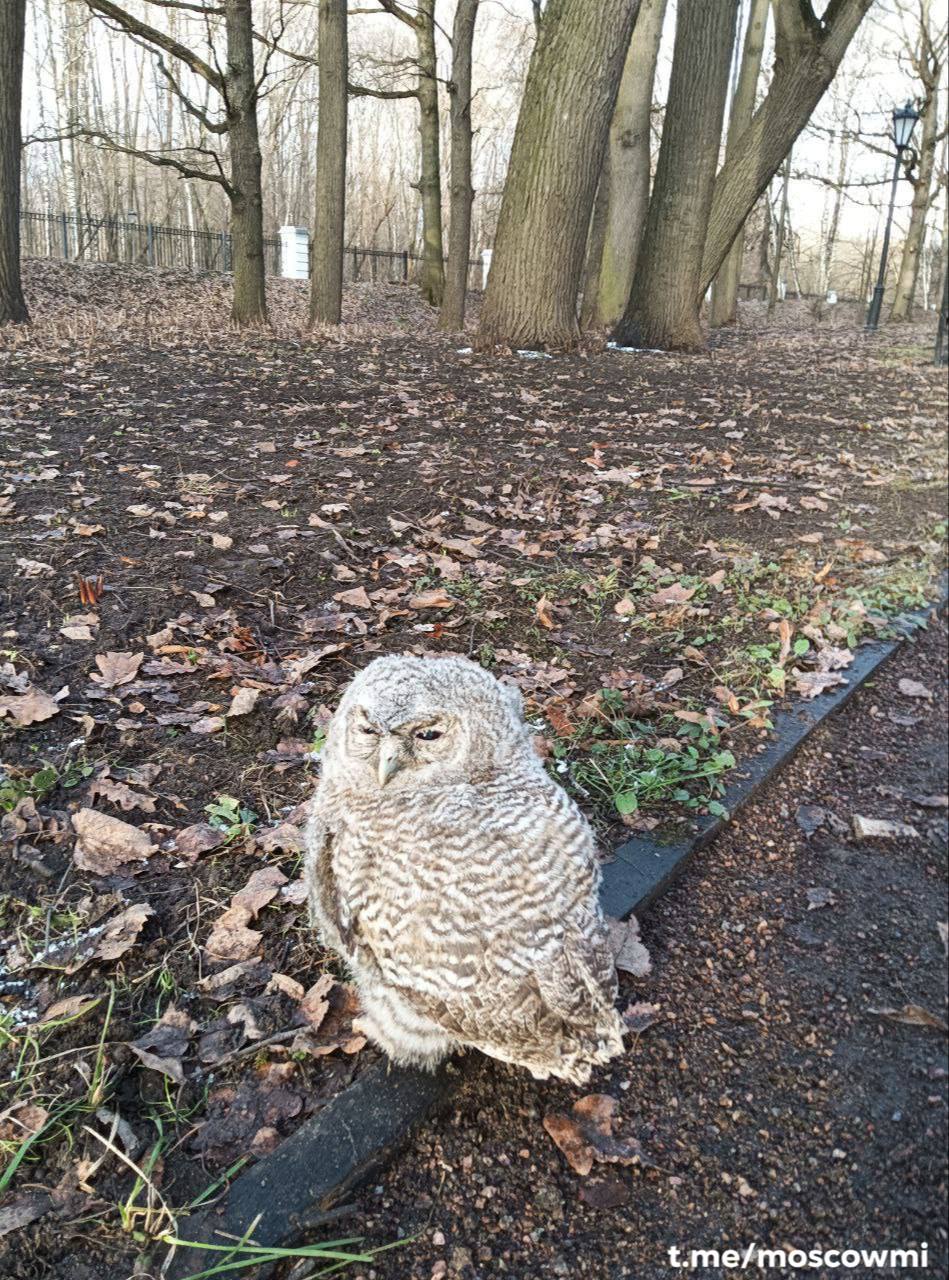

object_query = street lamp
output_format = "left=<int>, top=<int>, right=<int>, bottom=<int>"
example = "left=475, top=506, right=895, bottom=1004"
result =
left=865, top=101, right=920, bottom=331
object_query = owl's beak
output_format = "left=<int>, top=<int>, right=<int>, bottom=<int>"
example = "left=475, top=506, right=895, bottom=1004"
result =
left=378, top=737, right=406, bottom=787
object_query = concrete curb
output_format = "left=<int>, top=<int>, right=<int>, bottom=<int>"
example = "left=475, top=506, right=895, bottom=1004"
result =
left=165, top=590, right=946, bottom=1275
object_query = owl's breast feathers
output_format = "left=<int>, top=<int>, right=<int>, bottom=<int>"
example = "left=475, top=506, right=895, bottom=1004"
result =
left=307, top=772, right=624, bottom=1078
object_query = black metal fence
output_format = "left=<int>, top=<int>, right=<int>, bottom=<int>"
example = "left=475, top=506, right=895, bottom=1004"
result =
left=19, top=210, right=481, bottom=288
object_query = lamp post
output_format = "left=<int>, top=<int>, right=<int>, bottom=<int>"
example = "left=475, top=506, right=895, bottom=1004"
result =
left=865, top=101, right=920, bottom=331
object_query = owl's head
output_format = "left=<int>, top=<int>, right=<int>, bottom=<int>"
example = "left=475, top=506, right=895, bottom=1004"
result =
left=320, top=654, right=529, bottom=792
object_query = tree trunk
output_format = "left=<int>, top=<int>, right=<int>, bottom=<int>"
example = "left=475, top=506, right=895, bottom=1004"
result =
left=708, top=0, right=769, bottom=328
left=581, top=0, right=666, bottom=331
left=614, top=0, right=737, bottom=351
left=0, top=0, right=29, bottom=324
left=890, top=87, right=939, bottom=322
left=310, top=0, right=348, bottom=326
left=224, top=0, right=267, bottom=326
left=477, top=0, right=640, bottom=349
left=438, top=0, right=479, bottom=331
left=700, top=0, right=872, bottom=295
left=416, top=0, right=445, bottom=308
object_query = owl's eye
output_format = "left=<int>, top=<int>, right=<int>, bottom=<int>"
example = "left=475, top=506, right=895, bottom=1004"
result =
left=359, top=724, right=379, bottom=735
left=415, top=728, right=442, bottom=741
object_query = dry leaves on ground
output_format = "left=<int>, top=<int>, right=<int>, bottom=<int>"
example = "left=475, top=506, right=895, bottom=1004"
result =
left=8, top=903, right=154, bottom=974
left=0, top=686, right=62, bottom=727
left=128, top=1005, right=196, bottom=1083
left=89, top=651, right=144, bottom=689
left=606, top=916, right=652, bottom=977
left=72, top=808, right=155, bottom=875
left=869, top=1003, right=948, bottom=1033
left=543, top=1094, right=653, bottom=1177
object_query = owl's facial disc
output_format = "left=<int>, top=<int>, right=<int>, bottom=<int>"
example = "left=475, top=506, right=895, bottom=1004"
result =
left=350, top=705, right=456, bottom=788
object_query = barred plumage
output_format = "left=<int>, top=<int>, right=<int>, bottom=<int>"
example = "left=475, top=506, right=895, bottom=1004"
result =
left=304, top=654, right=625, bottom=1084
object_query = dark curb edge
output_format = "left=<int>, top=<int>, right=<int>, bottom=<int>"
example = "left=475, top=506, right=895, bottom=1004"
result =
left=165, top=586, right=947, bottom=1276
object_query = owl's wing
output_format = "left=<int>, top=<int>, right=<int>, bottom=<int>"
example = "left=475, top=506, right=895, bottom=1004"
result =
left=304, top=809, right=353, bottom=959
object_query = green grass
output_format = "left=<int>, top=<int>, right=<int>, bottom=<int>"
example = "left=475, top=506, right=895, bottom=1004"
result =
left=550, top=690, right=735, bottom=822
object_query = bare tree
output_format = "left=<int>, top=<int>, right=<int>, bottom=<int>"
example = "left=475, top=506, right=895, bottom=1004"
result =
left=614, top=0, right=738, bottom=351
left=477, top=0, right=641, bottom=349
left=709, top=0, right=769, bottom=328
left=438, top=0, right=480, bottom=331
left=310, top=0, right=348, bottom=325
left=700, top=0, right=874, bottom=295
left=83, top=0, right=270, bottom=325
left=0, top=0, right=29, bottom=324
left=378, top=0, right=445, bottom=306
left=580, top=0, right=667, bottom=331
left=890, top=0, right=947, bottom=320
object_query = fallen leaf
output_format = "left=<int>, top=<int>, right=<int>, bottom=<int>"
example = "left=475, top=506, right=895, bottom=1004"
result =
left=173, top=822, right=226, bottom=858
left=534, top=595, right=556, bottom=629
left=408, top=589, right=456, bottom=611
left=898, top=677, right=933, bottom=700
left=90, top=651, right=143, bottom=689
left=190, top=715, right=225, bottom=734
left=37, top=994, right=102, bottom=1026
left=300, top=973, right=335, bottom=1032
left=579, top=1178, right=630, bottom=1209
left=226, top=687, right=260, bottom=717
left=0, top=1191, right=54, bottom=1238
left=129, top=1005, right=196, bottom=1083
left=791, top=669, right=847, bottom=699
left=255, top=821, right=305, bottom=854
left=543, top=1094, right=651, bottom=1177
left=869, top=1003, right=948, bottom=1033
left=72, top=808, right=155, bottom=875
left=12, top=903, right=155, bottom=974
left=648, top=583, right=695, bottom=608
left=0, top=686, right=62, bottom=727
left=334, top=586, right=371, bottom=609
left=88, top=777, right=155, bottom=813
left=232, top=866, right=288, bottom=917
left=210, top=532, right=233, bottom=550
left=623, top=1001, right=661, bottom=1036
left=606, top=916, right=651, bottom=977
left=806, top=886, right=836, bottom=911
left=205, top=905, right=263, bottom=963
left=852, top=815, right=920, bottom=841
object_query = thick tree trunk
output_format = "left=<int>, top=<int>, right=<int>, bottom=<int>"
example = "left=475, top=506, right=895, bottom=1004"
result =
left=700, top=0, right=872, bottom=295
left=709, top=0, right=769, bottom=328
left=890, top=88, right=939, bottom=322
left=477, top=0, right=640, bottom=349
left=225, top=0, right=267, bottom=326
left=416, top=0, right=445, bottom=308
left=614, top=0, right=737, bottom=352
left=310, top=0, right=348, bottom=326
left=438, top=0, right=479, bottom=331
left=0, top=0, right=29, bottom=325
left=581, top=0, right=667, bottom=331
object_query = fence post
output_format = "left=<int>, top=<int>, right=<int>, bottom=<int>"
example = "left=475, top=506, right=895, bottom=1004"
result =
left=402, top=250, right=408, bottom=283
left=278, top=226, right=309, bottom=279
left=60, top=211, right=69, bottom=259
left=352, top=247, right=358, bottom=281
left=146, top=224, right=155, bottom=267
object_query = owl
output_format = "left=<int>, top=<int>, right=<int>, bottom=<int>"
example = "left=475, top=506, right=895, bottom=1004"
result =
left=304, top=654, right=625, bottom=1085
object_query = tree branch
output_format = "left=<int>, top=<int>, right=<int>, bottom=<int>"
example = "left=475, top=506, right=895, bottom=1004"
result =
left=68, top=126, right=235, bottom=194
left=84, top=0, right=224, bottom=89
